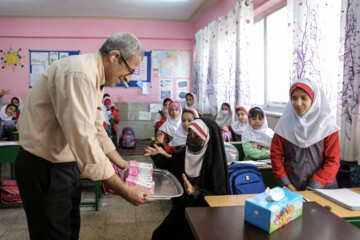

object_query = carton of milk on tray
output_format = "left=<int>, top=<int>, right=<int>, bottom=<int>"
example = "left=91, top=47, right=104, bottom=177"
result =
left=245, top=187, right=303, bottom=233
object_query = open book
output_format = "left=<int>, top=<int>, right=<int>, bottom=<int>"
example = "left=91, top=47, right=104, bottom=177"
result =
left=314, top=188, right=360, bottom=211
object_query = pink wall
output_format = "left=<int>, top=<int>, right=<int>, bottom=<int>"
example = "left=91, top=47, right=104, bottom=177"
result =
left=0, top=18, right=195, bottom=103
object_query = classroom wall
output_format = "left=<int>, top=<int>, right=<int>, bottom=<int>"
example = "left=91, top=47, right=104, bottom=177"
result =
left=0, top=17, right=195, bottom=104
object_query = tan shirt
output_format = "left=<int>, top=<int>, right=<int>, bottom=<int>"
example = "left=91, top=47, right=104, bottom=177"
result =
left=18, top=52, right=115, bottom=181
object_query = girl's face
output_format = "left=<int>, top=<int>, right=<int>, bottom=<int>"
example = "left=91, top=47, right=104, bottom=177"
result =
left=186, top=95, right=194, bottom=106
left=12, top=99, right=19, bottom=106
left=163, top=101, right=171, bottom=110
left=105, top=104, right=111, bottom=109
left=188, top=128, right=205, bottom=147
left=236, top=110, right=247, bottom=124
left=6, top=106, right=16, bottom=117
left=182, top=112, right=194, bottom=132
left=221, top=105, right=230, bottom=111
left=169, top=107, right=180, bottom=119
left=249, top=114, right=264, bottom=130
left=291, top=88, right=312, bottom=115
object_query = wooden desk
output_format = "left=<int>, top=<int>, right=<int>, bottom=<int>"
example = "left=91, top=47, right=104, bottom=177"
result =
left=205, top=188, right=360, bottom=228
left=186, top=202, right=360, bottom=240
left=0, top=141, right=102, bottom=210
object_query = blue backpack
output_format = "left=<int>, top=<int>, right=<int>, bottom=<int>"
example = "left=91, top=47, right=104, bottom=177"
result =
left=228, top=163, right=266, bottom=194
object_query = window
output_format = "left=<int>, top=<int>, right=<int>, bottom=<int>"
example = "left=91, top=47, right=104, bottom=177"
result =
left=251, top=5, right=290, bottom=109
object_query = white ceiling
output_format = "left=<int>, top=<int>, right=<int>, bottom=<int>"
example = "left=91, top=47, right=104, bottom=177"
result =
left=0, top=0, right=220, bottom=22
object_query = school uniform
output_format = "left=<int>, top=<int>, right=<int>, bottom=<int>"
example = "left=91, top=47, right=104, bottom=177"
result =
left=0, top=101, right=17, bottom=140
left=152, top=118, right=230, bottom=240
left=215, top=103, right=233, bottom=127
left=271, top=78, right=340, bottom=191
left=242, top=107, right=274, bottom=160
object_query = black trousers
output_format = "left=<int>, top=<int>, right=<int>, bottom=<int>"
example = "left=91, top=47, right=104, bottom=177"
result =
left=15, top=147, right=82, bottom=240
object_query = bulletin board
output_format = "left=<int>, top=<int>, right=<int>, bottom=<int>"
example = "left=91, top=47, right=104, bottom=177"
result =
left=29, top=50, right=80, bottom=88
left=115, top=51, right=151, bottom=87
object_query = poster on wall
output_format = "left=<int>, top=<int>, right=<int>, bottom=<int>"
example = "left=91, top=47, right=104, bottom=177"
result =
left=0, top=45, right=26, bottom=72
left=29, top=50, right=80, bottom=87
left=152, top=50, right=191, bottom=103
left=176, top=89, right=189, bottom=101
left=160, top=90, right=172, bottom=100
left=176, top=79, right=189, bottom=89
left=159, top=79, right=173, bottom=89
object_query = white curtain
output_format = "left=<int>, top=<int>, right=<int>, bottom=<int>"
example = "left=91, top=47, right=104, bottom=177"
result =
left=287, top=0, right=342, bottom=110
left=193, top=1, right=254, bottom=116
left=339, top=0, right=360, bottom=164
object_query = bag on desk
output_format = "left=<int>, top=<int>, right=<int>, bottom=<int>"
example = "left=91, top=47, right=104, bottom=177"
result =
left=228, top=163, right=266, bottom=194
left=0, top=179, right=22, bottom=205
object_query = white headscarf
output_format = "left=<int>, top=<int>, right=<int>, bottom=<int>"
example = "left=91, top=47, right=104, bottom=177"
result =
left=185, top=119, right=210, bottom=178
left=185, top=93, right=198, bottom=110
left=242, top=107, right=274, bottom=147
left=274, top=78, right=340, bottom=148
left=0, top=104, right=14, bottom=121
left=215, top=103, right=233, bottom=127
left=168, top=108, right=199, bottom=147
left=159, top=102, right=182, bottom=137
left=231, top=106, right=248, bottom=135
left=12, top=97, right=24, bottom=111
left=102, top=103, right=110, bottom=125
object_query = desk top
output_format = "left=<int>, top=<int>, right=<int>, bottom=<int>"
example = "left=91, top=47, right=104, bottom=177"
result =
left=0, top=141, right=20, bottom=145
left=205, top=188, right=360, bottom=218
left=186, top=202, right=360, bottom=240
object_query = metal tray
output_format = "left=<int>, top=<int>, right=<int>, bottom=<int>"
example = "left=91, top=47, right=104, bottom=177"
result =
left=145, top=169, right=184, bottom=200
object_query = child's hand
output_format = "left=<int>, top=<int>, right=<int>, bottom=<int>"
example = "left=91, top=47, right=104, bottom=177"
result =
left=163, top=108, right=169, bottom=117
left=285, top=184, right=297, bottom=192
left=222, top=126, right=229, bottom=132
left=0, top=89, right=10, bottom=98
left=253, top=143, right=259, bottom=149
left=182, top=173, right=195, bottom=196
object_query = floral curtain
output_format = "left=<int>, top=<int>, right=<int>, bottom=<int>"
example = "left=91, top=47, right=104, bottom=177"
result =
left=287, top=0, right=343, bottom=110
left=193, top=1, right=254, bottom=116
left=339, top=0, right=360, bottom=164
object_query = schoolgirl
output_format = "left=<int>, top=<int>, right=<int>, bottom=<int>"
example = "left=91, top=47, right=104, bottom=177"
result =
left=103, top=98, right=120, bottom=135
left=215, top=103, right=233, bottom=128
left=154, top=97, right=173, bottom=131
left=156, top=102, right=182, bottom=147
left=11, top=97, right=24, bottom=119
left=242, top=107, right=274, bottom=160
left=271, top=78, right=340, bottom=191
left=0, top=103, right=18, bottom=140
left=222, top=106, right=248, bottom=141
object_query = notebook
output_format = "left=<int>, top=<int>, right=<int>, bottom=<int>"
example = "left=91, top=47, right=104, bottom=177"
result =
left=314, top=188, right=360, bottom=211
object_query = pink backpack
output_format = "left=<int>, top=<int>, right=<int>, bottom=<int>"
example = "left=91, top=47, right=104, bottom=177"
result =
left=1, top=179, right=22, bottom=205
left=120, top=126, right=136, bottom=149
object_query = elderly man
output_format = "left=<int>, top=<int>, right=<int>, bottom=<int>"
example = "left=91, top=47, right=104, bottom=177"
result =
left=15, top=33, right=153, bottom=240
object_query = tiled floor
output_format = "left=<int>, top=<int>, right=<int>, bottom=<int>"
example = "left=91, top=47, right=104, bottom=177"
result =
left=0, top=155, right=172, bottom=240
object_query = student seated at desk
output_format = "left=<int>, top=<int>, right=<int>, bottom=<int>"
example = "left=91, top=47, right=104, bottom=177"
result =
left=215, top=103, right=233, bottom=142
left=154, top=108, right=199, bottom=154
left=145, top=118, right=230, bottom=240
left=242, top=107, right=274, bottom=160
left=184, top=92, right=200, bottom=114
left=271, top=78, right=340, bottom=191
left=222, top=106, right=248, bottom=141
left=0, top=103, right=18, bottom=141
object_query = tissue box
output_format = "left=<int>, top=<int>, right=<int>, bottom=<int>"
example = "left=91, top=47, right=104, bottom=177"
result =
left=244, top=187, right=303, bottom=233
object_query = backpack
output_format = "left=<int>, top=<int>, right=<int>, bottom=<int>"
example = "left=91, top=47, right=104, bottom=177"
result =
left=228, top=163, right=266, bottom=195
left=119, top=126, right=136, bottom=149
left=0, top=179, right=22, bottom=205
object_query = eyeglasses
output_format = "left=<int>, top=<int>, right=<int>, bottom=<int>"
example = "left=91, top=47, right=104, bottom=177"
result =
left=169, top=109, right=179, bottom=112
left=120, top=53, right=135, bottom=75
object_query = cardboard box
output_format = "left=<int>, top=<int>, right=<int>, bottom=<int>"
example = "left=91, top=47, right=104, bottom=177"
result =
left=245, top=187, right=303, bottom=233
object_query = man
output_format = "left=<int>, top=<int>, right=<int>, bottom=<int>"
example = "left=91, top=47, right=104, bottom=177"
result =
left=15, top=33, right=154, bottom=240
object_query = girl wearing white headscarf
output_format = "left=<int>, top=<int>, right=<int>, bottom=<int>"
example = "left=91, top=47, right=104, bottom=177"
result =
left=222, top=106, right=248, bottom=141
left=215, top=103, right=233, bottom=127
left=11, top=97, right=24, bottom=120
left=0, top=103, right=18, bottom=140
left=242, top=107, right=274, bottom=160
left=185, top=92, right=200, bottom=114
left=271, top=78, right=340, bottom=191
